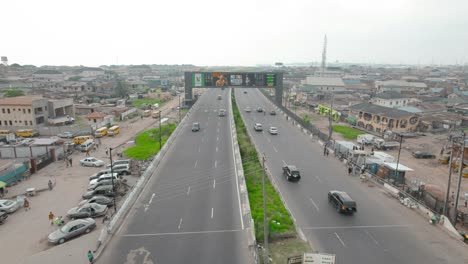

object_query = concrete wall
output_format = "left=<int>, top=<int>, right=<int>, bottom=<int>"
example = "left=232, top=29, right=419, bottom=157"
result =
left=0, top=145, right=63, bottom=159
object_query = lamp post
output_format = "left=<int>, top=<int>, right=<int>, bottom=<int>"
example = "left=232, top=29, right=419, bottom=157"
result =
left=453, top=132, right=465, bottom=224
left=394, top=134, right=403, bottom=185
left=443, top=135, right=454, bottom=217
left=108, top=147, right=117, bottom=213
left=159, top=111, right=162, bottom=150
left=178, top=93, right=181, bottom=123
left=262, top=154, right=269, bottom=264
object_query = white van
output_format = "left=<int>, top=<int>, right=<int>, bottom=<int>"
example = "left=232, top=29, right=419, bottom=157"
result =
left=80, top=139, right=95, bottom=152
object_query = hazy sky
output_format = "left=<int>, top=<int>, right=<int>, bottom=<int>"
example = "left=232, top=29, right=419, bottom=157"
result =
left=2, top=0, right=467, bottom=66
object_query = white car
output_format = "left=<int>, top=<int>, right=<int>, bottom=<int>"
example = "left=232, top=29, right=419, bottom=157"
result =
left=269, top=127, right=278, bottom=135
left=105, top=160, right=131, bottom=169
left=0, top=199, right=20, bottom=213
left=245, top=107, right=252, bottom=112
left=89, top=174, right=119, bottom=186
left=80, top=157, right=105, bottom=167
left=57, top=132, right=74, bottom=138
left=254, top=123, right=263, bottom=131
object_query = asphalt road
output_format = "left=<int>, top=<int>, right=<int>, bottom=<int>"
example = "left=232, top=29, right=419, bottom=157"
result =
left=234, top=88, right=468, bottom=264
left=100, top=88, right=250, bottom=264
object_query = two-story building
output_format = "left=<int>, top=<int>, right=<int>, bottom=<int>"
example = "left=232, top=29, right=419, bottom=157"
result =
left=371, top=91, right=409, bottom=108
left=349, top=102, right=419, bottom=133
left=374, top=80, right=427, bottom=94
left=80, top=67, right=105, bottom=78
left=301, top=77, right=345, bottom=92
left=0, top=96, right=49, bottom=128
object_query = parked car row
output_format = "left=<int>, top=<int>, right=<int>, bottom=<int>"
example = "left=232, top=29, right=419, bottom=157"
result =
left=47, top=159, right=131, bottom=245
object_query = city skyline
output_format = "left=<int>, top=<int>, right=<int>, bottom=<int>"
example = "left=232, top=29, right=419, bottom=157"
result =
left=2, top=0, right=467, bottom=67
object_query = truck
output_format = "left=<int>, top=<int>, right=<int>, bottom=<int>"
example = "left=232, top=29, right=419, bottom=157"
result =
left=152, top=110, right=161, bottom=119
left=373, top=138, right=400, bottom=150
left=357, top=134, right=375, bottom=145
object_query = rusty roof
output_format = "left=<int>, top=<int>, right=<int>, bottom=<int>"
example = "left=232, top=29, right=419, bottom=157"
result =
left=0, top=95, right=44, bottom=106
left=86, top=112, right=106, bottom=119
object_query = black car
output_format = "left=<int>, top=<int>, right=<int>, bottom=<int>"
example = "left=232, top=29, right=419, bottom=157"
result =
left=243, top=91, right=248, bottom=94
left=270, top=110, right=276, bottom=115
left=257, top=107, right=263, bottom=112
left=282, top=165, right=301, bottom=182
left=328, top=190, right=357, bottom=214
left=412, top=151, right=436, bottom=159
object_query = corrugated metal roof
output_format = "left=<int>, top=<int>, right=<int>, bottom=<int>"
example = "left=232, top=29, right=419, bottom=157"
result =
left=397, top=106, right=422, bottom=113
left=305, top=77, right=345, bottom=86
left=0, top=95, right=44, bottom=106
left=350, top=102, right=416, bottom=119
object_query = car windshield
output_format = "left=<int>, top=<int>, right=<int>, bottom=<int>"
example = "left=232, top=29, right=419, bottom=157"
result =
left=3, top=201, right=13, bottom=206
left=60, top=224, right=72, bottom=233
left=291, top=171, right=299, bottom=176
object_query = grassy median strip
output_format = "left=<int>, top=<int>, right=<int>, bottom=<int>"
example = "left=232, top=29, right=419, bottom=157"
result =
left=124, top=123, right=177, bottom=160
left=333, top=125, right=364, bottom=140
left=231, top=92, right=295, bottom=241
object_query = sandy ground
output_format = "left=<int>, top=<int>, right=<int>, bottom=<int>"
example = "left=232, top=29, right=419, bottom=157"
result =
left=0, top=96, right=182, bottom=264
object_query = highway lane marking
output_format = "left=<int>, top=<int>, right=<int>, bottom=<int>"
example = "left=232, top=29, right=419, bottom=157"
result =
left=217, top=136, right=219, bottom=141
left=123, top=229, right=243, bottom=237
left=216, top=147, right=218, bottom=152
left=198, top=147, right=201, bottom=153
left=302, top=224, right=412, bottom=230
left=364, top=230, right=380, bottom=245
left=187, top=186, right=191, bottom=196
left=213, top=179, right=216, bottom=189
left=178, top=218, right=183, bottom=230
left=314, top=175, right=322, bottom=183
left=309, top=198, right=319, bottom=211
left=334, top=232, right=347, bottom=247
left=143, top=193, right=156, bottom=212
left=273, top=146, right=278, bottom=153
left=194, top=160, right=198, bottom=168
left=214, top=160, right=217, bottom=168
left=211, top=208, right=214, bottom=219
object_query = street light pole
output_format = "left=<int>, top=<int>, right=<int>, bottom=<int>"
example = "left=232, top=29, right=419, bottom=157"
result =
left=453, top=132, right=465, bottom=224
left=178, top=93, right=181, bottom=123
left=394, top=134, right=403, bottom=184
left=109, top=147, right=117, bottom=213
left=443, top=136, right=454, bottom=216
left=328, top=92, right=334, bottom=142
left=262, top=154, right=269, bottom=264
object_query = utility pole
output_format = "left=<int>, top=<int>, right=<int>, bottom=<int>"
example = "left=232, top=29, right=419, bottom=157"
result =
left=178, top=93, right=181, bottom=123
left=394, top=134, right=403, bottom=184
left=443, top=136, right=454, bottom=216
left=453, top=132, right=465, bottom=224
left=328, top=93, right=334, bottom=142
left=109, top=147, right=117, bottom=213
left=262, top=154, right=269, bottom=264
left=159, top=111, right=162, bottom=150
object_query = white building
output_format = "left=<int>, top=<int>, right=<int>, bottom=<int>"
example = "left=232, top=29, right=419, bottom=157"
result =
left=302, top=76, right=345, bottom=92
left=375, top=80, right=427, bottom=93
left=371, top=91, right=409, bottom=108
left=81, top=67, right=105, bottom=78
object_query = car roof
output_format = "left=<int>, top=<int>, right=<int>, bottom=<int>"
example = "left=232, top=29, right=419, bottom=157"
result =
left=287, top=165, right=298, bottom=170
left=331, top=190, right=354, bottom=201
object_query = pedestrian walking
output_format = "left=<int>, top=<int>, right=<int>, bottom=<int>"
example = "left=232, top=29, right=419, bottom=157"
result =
left=69, top=157, right=73, bottom=167
left=48, top=180, right=53, bottom=190
left=325, top=149, right=329, bottom=156
left=87, top=250, right=94, bottom=264
left=49, top=212, right=55, bottom=225
left=105, top=147, right=108, bottom=156
left=86, top=150, right=90, bottom=157
left=348, top=166, right=352, bottom=175
left=464, top=200, right=467, bottom=208
left=24, top=198, right=30, bottom=211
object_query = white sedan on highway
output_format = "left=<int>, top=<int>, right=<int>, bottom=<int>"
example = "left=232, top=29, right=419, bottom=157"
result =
left=80, top=157, right=105, bottom=167
left=269, top=127, right=278, bottom=135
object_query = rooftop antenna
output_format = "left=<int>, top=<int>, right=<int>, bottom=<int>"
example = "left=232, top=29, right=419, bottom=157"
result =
left=321, top=34, right=327, bottom=77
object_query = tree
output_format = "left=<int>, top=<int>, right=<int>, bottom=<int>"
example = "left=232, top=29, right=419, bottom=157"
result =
left=115, top=80, right=129, bottom=98
left=3, top=89, right=24, bottom=97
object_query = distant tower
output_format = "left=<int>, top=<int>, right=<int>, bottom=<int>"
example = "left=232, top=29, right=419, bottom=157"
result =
left=321, top=35, right=327, bottom=77
left=1, top=56, right=8, bottom=66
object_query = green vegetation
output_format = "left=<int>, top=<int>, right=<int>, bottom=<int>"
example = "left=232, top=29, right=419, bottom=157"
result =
left=68, top=76, right=82, bottom=81
left=231, top=91, right=295, bottom=241
left=333, top=125, right=364, bottom=140
left=132, top=98, right=163, bottom=108
left=302, top=114, right=311, bottom=125
left=123, top=123, right=176, bottom=160
left=115, top=80, right=129, bottom=98
left=3, top=89, right=24, bottom=97
left=269, top=238, right=311, bottom=264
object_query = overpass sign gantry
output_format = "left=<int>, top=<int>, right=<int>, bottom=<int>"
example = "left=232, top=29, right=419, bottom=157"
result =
left=184, top=72, right=284, bottom=106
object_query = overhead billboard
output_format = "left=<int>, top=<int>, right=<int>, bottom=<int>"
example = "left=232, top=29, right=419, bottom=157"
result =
left=190, top=72, right=277, bottom=88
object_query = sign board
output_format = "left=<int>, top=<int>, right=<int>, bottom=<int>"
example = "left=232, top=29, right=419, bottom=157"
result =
left=190, top=72, right=277, bottom=88
left=303, top=253, right=336, bottom=264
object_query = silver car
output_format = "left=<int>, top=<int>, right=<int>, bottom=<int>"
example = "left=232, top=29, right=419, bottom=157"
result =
left=48, top=218, right=96, bottom=244
left=0, top=199, right=19, bottom=213
left=67, top=203, right=108, bottom=219
left=78, top=196, right=114, bottom=207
